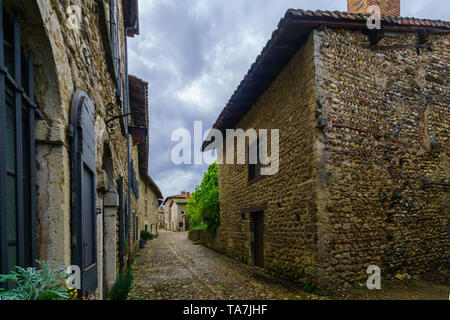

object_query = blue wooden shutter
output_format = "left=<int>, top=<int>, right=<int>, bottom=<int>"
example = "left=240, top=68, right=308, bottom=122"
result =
left=70, top=90, right=97, bottom=297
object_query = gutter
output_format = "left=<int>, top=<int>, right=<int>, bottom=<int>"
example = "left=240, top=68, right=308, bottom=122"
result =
left=125, top=23, right=137, bottom=247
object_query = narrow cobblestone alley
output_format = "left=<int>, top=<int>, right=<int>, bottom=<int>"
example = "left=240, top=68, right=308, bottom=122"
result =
left=129, top=231, right=317, bottom=300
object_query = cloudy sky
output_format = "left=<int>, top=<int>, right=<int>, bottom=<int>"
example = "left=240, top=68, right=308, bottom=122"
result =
left=127, top=0, right=449, bottom=198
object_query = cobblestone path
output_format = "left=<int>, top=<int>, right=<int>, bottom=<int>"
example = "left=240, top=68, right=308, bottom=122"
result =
left=130, top=230, right=316, bottom=300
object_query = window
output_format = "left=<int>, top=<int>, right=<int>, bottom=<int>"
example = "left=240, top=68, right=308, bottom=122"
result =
left=130, top=160, right=139, bottom=199
left=136, top=216, right=139, bottom=240
left=132, top=212, right=136, bottom=241
left=0, top=7, right=37, bottom=282
left=248, top=137, right=263, bottom=182
left=109, top=0, right=123, bottom=105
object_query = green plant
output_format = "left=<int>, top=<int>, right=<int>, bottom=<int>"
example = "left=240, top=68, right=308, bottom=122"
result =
left=140, top=230, right=152, bottom=241
left=109, top=269, right=133, bottom=300
left=0, top=261, right=71, bottom=300
left=124, top=240, right=129, bottom=250
left=191, top=223, right=207, bottom=230
left=186, top=162, right=220, bottom=232
left=301, top=279, right=324, bottom=296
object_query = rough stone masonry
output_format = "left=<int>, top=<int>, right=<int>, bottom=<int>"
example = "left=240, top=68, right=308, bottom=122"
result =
left=211, top=12, right=449, bottom=291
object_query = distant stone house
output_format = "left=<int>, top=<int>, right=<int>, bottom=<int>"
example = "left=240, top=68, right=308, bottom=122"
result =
left=163, top=192, right=191, bottom=232
left=157, top=208, right=165, bottom=229
left=203, top=1, right=449, bottom=290
left=0, top=0, right=158, bottom=299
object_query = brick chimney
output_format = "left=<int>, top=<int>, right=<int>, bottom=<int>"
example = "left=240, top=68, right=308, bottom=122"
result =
left=347, top=0, right=400, bottom=17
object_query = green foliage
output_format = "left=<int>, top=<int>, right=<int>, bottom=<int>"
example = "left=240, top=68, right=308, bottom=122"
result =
left=109, top=269, right=133, bottom=300
left=301, top=279, right=325, bottom=296
left=140, top=230, right=152, bottom=241
left=186, top=162, right=220, bottom=232
left=0, top=261, right=71, bottom=300
left=190, top=223, right=208, bottom=230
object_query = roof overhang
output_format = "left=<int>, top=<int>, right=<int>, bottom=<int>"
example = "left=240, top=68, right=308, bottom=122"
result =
left=202, top=9, right=450, bottom=151
left=128, top=74, right=163, bottom=200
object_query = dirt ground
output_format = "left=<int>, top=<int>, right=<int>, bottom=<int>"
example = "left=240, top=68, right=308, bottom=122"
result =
left=337, top=271, right=450, bottom=300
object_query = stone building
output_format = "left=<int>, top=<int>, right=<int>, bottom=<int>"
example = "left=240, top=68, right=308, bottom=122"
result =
left=203, top=1, right=449, bottom=290
left=163, top=192, right=191, bottom=232
left=0, top=0, right=160, bottom=299
left=157, top=208, right=165, bottom=229
left=137, top=178, right=162, bottom=237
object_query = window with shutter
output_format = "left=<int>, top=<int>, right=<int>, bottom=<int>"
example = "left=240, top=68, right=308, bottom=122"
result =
left=248, top=137, right=263, bottom=182
left=109, top=0, right=123, bottom=105
left=118, top=177, right=125, bottom=271
left=0, top=4, right=37, bottom=286
left=132, top=212, right=136, bottom=241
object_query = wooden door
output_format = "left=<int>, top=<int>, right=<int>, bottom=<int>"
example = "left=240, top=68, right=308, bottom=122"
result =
left=252, top=212, right=264, bottom=268
left=70, top=90, right=97, bottom=297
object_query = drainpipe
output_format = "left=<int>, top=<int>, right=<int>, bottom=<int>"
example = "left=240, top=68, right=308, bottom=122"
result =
left=125, top=20, right=139, bottom=255
left=125, top=26, right=133, bottom=249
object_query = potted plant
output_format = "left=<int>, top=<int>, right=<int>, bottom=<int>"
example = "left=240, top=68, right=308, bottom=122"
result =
left=140, top=230, right=151, bottom=248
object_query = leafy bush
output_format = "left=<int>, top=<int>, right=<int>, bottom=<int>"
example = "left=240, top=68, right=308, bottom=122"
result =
left=140, top=230, right=152, bottom=241
left=186, top=162, right=220, bottom=232
left=190, top=223, right=207, bottom=230
left=109, top=269, right=133, bottom=300
left=0, top=261, right=72, bottom=300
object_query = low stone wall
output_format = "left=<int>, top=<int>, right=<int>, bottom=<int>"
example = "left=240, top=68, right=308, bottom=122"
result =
left=188, top=229, right=223, bottom=253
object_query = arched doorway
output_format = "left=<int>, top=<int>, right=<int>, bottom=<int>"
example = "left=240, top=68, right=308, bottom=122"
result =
left=70, top=90, right=97, bottom=297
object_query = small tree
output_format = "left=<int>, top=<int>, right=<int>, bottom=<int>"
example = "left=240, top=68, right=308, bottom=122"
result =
left=186, top=162, right=220, bottom=232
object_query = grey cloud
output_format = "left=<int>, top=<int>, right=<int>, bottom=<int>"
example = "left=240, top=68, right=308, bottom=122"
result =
left=128, top=0, right=449, bottom=197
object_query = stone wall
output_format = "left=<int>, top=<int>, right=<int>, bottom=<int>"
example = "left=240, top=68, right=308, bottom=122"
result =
left=217, top=33, right=320, bottom=284
left=314, top=28, right=449, bottom=289
left=217, top=26, right=449, bottom=292
left=5, top=0, right=136, bottom=299
left=188, top=229, right=223, bottom=253
left=138, top=178, right=161, bottom=235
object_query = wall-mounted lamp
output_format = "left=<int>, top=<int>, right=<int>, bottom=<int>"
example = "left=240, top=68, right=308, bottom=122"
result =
left=128, top=126, right=148, bottom=145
